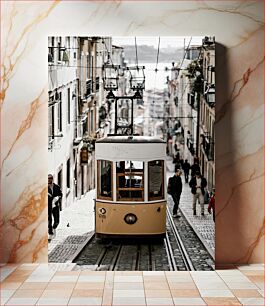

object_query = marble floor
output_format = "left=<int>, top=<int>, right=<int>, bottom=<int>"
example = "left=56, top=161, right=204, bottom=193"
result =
left=0, top=264, right=264, bottom=305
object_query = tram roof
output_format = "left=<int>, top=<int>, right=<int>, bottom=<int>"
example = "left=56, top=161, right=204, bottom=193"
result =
left=96, top=135, right=166, bottom=144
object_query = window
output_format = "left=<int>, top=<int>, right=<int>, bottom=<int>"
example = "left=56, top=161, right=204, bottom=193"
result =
left=116, top=161, right=144, bottom=201
left=98, top=160, right=112, bottom=200
left=148, top=160, right=164, bottom=200
left=49, top=104, right=54, bottom=139
left=67, top=88, right=70, bottom=124
left=67, top=158, right=70, bottom=189
left=57, top=92, right=62, bottom=132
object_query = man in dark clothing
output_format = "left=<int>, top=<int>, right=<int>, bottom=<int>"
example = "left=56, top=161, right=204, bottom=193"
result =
left=190, top=160, right=201, bottom=177
left=168, top=169, right=182, bottom=218
left=182, top=159, right=191, bottom=183
left=189, top=171, right=207, bottom=216
left=48, top=174, right=62, bottom=240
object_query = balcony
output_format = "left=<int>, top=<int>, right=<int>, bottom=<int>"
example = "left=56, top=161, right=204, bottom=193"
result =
left=201, top=135, right=214, bottom=161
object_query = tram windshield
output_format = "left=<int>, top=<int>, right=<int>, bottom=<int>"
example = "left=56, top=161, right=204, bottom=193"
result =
left=98, top=160, right=112, bottom=199
left=148, top=160, right=164, bottom=200
left=116, top=161, right=144, bottom=201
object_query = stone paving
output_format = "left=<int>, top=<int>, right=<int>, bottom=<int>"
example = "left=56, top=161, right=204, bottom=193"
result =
left=166, top=156, right=215, bottom=258
left=48, top=189, right=95, bottom=262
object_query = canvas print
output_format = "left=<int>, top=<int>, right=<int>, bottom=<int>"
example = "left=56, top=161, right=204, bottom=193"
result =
left=48, top=36, right=215, bottom=271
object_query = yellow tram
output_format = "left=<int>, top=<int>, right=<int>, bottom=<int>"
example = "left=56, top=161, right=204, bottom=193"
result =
left=95, top=135, right=167, bottom=238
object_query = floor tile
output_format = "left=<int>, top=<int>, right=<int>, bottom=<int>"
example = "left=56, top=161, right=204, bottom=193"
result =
left=195, top=281, right=229, bottom=290
left=50, top=275, right=79, bottom=282
left=113, top=289, right=145, bottom=297
left=45, top=282, right=76, bottom=290
left=36, top=298, right=69, bottom=305
left=114, top=276, right=143, bottom=283
left=78, top=275, right=105, bottom=282
left=143, top=271, right=165, bottom=276
left=238, top=297, right=265, bottom=305
left=144, top=282, right=169, bottom=290
left=220, top=275, right=252, bottom=282
left=145, top=290, right=172, bottom=298
left=168, top=282, right=197, bottom=290
left=246, top=276, right=264, bottom=283
left=0, top=282, right=22, bottom=290
left=237, top=265, right=264, bottom=271
left=19, top=282, right=48, bottom=290
left=114, top=282, right=144, bottom=290
left=146, top=297, right=174, bottom=305
left=170, top=289, right=200, bottom=297
left=115, top=271, right=142, bottom=276
left=225, top=282, right=258, bottom=289
left=80, top=271, right=106, bottom=275
left=258, top=290, right=264, bottom=297
left=40, top=290, right=72, bottom=298
left=0, top=266, right=19, bottom=282
left=255, top=282, right=264, bottom=290
left=71, top=289, right=103, bottom=297
left=112, top=296, right=146, bottom=305
left=0, top=289, right=15, bottom=299
left=203, top=297, right=242, bottom=305
left=74, top=282, right=104, bottom=290
left=102, top=289, right=112, bottom=306
left=173, top=297, right=206, bottom=305
left=144, top=276, right=167, bottom=282
left=240, top=270, right=265, bottom=276
left=199, top=289, right=234, bottom=297
left=68, top=297, right=102, bottom=305
left=217, top=270, right=245, bottom=276
left=232, top=289, right=262, bottom=298
left=12, top=290, right=44, bottom=298
left=6, top=297, right=39, bottom=305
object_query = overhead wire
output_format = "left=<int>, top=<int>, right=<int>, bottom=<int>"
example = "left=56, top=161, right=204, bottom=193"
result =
left=152, top=36, right=161, bottom=103
left=134, top=37, right=138, bottom=67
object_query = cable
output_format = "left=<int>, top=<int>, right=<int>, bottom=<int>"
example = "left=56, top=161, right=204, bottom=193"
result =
left=134, top=37, right=138, bottom=67
left=152, top=37, right=161, bottom=105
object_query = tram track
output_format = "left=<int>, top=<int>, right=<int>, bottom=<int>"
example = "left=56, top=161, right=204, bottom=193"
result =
left=73, top=207, right=213, bottom=271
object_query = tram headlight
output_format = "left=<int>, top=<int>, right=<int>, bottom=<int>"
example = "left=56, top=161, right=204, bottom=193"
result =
left=124, top=213, right=137, bottom=225
left=98, top=208, right=106, bottom=215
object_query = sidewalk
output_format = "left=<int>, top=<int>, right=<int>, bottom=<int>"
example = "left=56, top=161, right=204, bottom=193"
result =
left=48, top=189, right=95, bottom=262
left=166, top=156, right=215, bottom=258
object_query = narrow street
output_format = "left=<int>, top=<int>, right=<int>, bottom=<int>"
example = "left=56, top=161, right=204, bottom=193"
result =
left=49, top=157, right=214, bottom=267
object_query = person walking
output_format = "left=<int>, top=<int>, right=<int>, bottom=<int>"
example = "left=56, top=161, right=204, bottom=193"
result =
left=182, top=159, right=191, bottom=183
left=208, top=188, right=215, bottom=222
left=48, top=174, right=62, bottom=241
left=168, top=169, right=183, bottom=218
left=189, top=171, right=207, bottom=216
left=190, top=159, right=200, bottom=177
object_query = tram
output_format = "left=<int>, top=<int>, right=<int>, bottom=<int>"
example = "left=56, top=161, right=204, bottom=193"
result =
left=95, top=135, right=167, bottom=238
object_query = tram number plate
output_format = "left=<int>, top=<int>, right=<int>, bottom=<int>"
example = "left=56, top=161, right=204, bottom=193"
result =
left=99, top=214, right=106, bottom=219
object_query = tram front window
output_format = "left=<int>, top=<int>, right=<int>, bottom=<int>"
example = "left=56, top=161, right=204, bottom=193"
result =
left=98, top=160, right=112, bottom=199
left=116, top=161, right=144, bottom=201
left=148, top=160, right=164, bottom=200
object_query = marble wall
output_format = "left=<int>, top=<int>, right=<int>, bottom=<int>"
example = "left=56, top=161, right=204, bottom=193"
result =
left=0, top=1, right=264, bottom=264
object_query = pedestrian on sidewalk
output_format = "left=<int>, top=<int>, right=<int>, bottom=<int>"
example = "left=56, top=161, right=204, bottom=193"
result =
left=48, top=174, right=62, bottom=241
left=190, top=159, right=200, bottom=177
left=189, top=171, right=207, bottom=216
left=208, top=188, right=215, bottom=222
left=182, top=159, right=191, bottom=183
left=168, top=169, right=183, bottom=218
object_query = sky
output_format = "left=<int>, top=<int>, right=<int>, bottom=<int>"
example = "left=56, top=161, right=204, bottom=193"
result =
left=112, top=36, right=204, bottom=49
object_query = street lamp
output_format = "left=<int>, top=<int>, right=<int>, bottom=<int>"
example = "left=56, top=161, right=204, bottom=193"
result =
left=205, top=85, right=215, bottom=107
left=102, top=56, right=119, bottom=91
left=127, top=66, right=145, bottom=90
